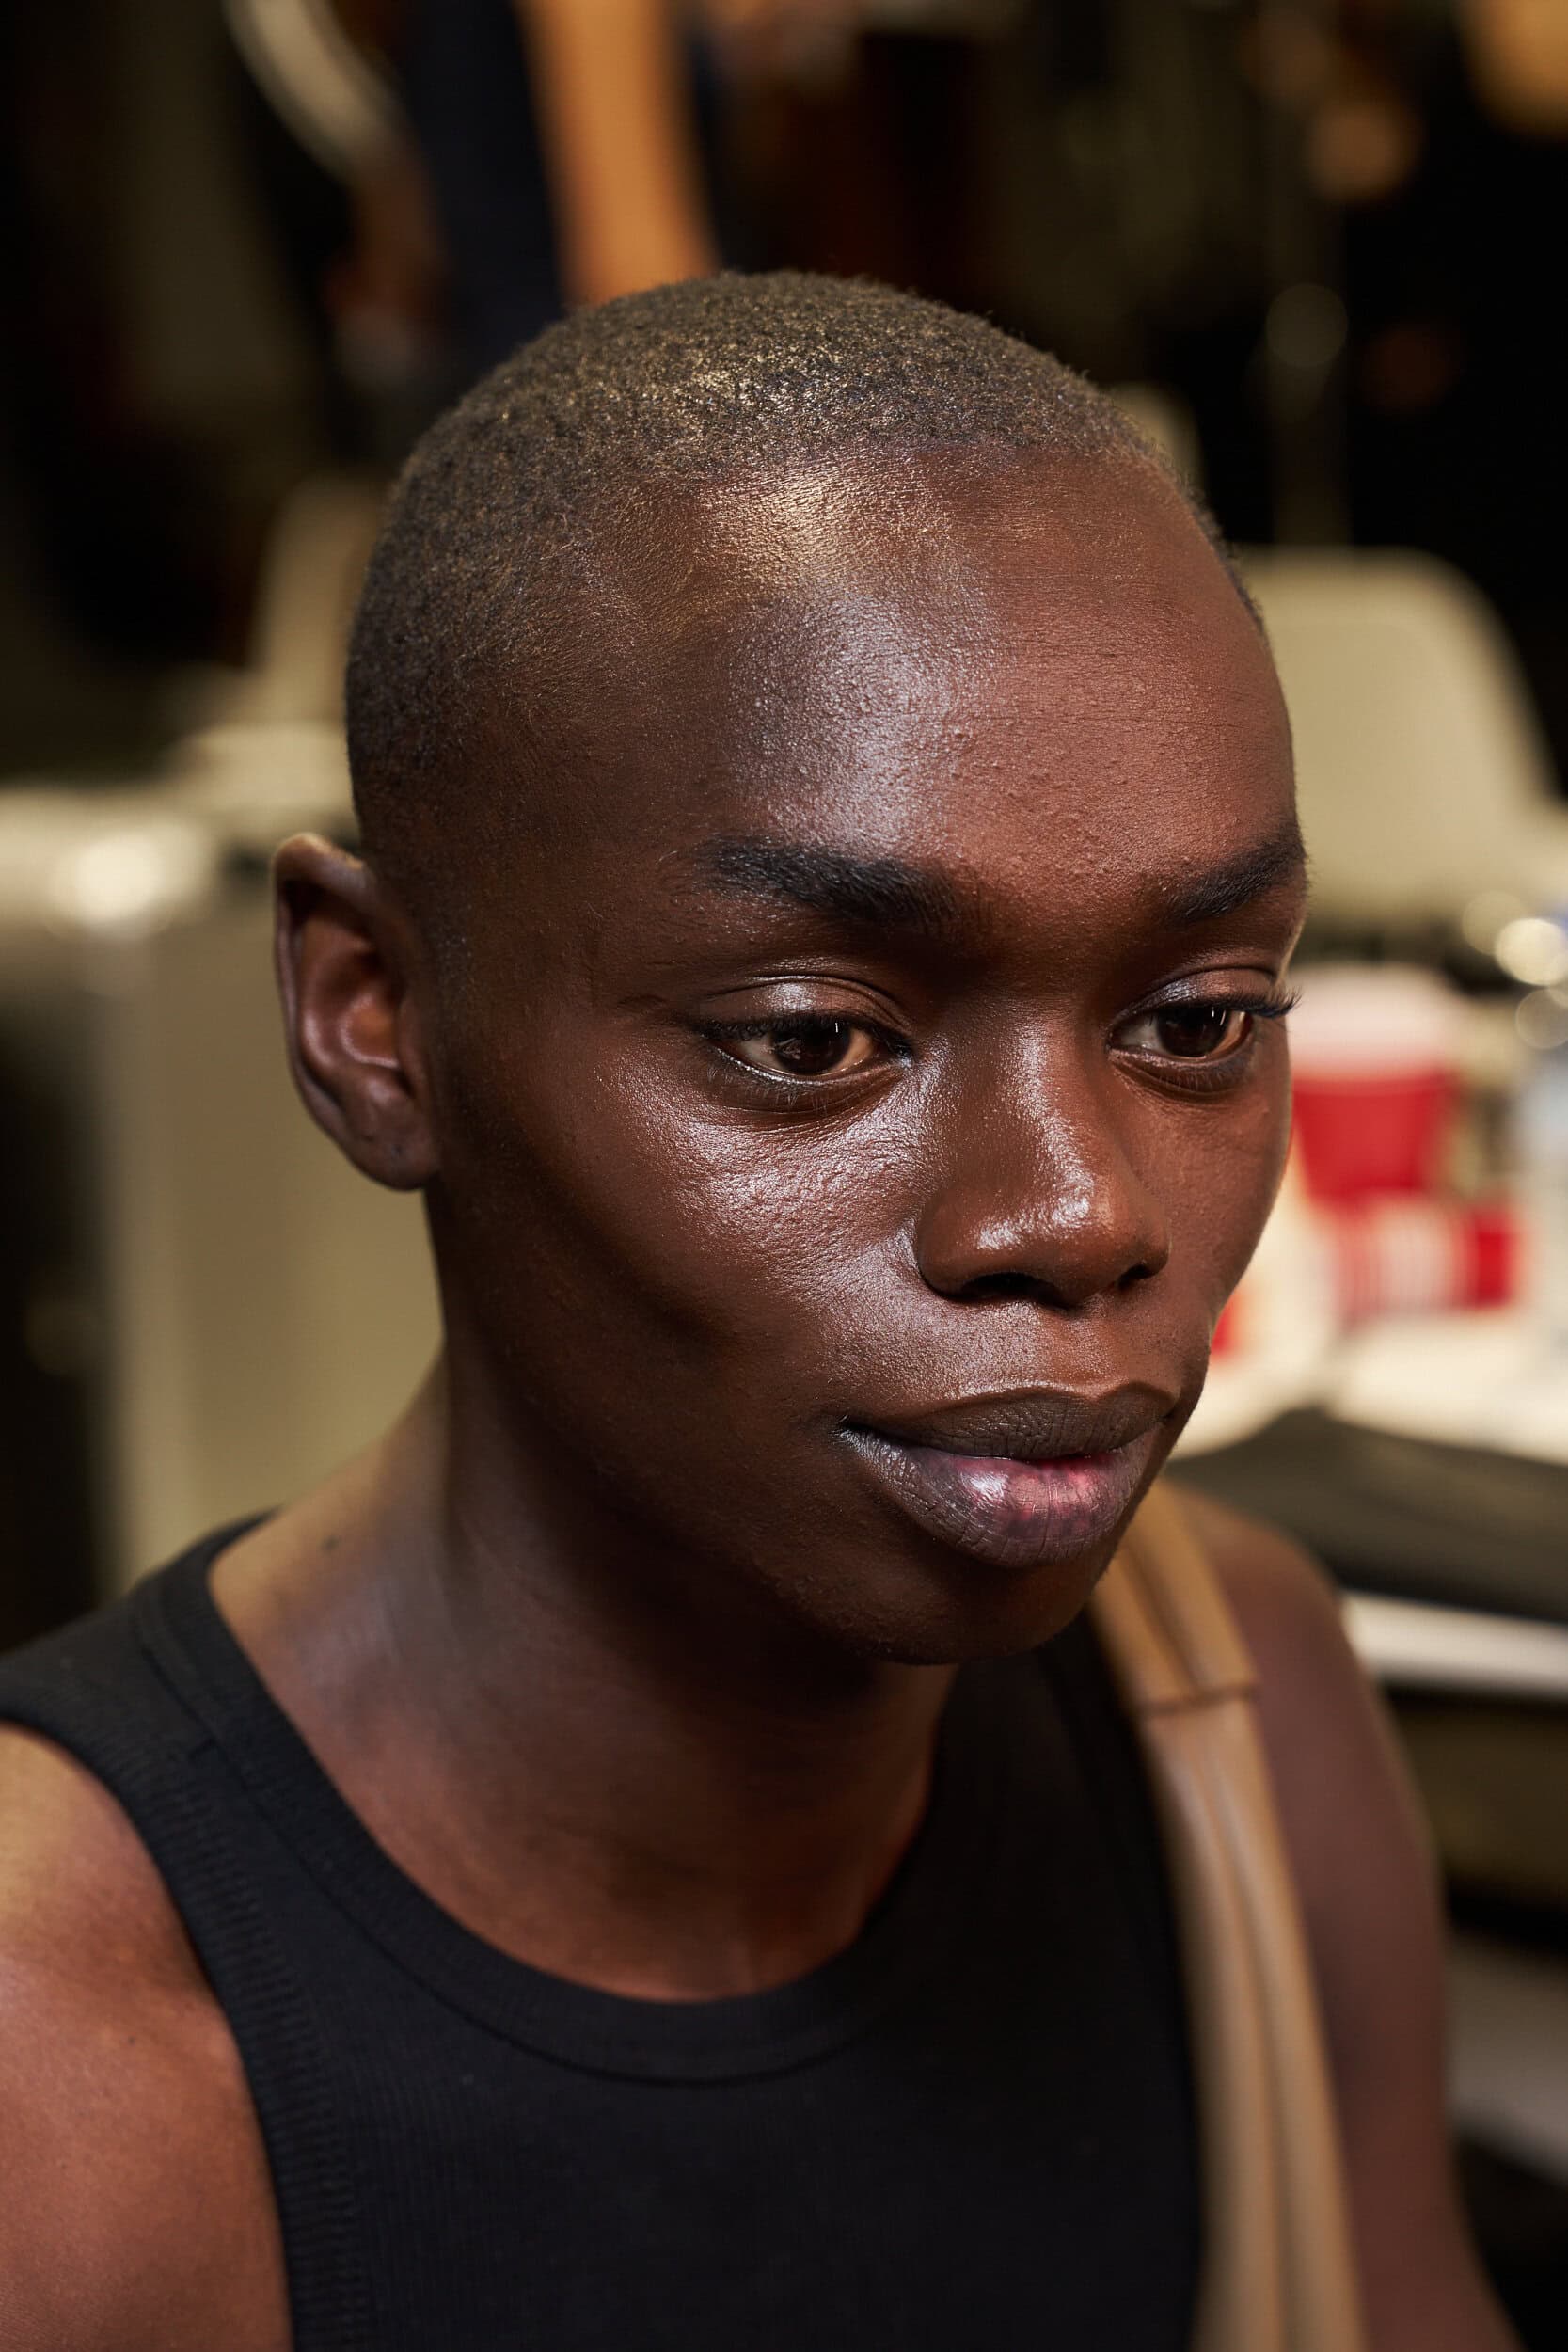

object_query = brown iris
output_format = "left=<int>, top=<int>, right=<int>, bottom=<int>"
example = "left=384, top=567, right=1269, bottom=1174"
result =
left=724, top=1019, right=884, bottom=1078
left=1148, top=1005, right=1251, bottom=1059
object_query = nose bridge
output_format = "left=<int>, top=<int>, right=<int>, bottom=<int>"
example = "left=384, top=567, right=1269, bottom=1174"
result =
left=914, top=1027, right=1169, bottom=1306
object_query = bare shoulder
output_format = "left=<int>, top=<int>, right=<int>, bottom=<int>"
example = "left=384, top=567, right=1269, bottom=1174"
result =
left=1172, top=1486, right=1517, bottom=2352
left=0, top=1723, right=287, bottom=2352
left=1175, top=1486, right=1352, bottom=1687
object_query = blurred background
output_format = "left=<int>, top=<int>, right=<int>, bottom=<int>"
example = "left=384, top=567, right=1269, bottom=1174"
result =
left=2, top=0, right=1566, bottom=2335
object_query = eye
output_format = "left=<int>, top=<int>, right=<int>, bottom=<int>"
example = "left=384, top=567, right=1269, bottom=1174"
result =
left=705, top=1016, right=893, bottom=1080
left=1130, top=1003, right=1256, bottom=1061
left=1116, top=989, right=1295, bottom=1075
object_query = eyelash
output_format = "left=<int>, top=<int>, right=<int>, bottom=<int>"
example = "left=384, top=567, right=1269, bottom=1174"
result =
left=1118, top=990, right=1297, bottom=1094
left=700, top=991, right=1297, bottom=1089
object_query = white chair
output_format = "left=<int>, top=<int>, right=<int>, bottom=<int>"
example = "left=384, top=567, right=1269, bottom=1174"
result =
left=1242, top=548, right=1568, bottom=929
left=0, top=787, right=437, bottom=1593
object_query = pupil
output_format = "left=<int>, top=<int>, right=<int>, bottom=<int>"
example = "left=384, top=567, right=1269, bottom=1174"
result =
left=1159, top=1007, right=1232, bottom=1058
left=775, top=1022, right=849, bottom=1074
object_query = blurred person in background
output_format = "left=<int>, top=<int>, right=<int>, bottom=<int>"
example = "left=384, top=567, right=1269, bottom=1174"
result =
left=6, top=2, right=1562, bottom=773
left=326, top=0, right=862, bottom=380
left=0, top=0, right=855, bottom=768
left=1337, top=0, right=1568, bottom=776
left=0, top=273, right=1517, bottom=2351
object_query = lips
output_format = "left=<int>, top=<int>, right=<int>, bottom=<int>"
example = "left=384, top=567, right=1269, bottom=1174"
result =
left=840, top=1387, right=1170, bottom=1572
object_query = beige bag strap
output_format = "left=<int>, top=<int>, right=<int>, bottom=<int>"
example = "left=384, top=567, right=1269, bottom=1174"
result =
left=1089, top=1483, right=1367, bottom=2352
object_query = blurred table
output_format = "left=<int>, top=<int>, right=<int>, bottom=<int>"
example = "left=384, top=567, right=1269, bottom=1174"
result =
left=1175, top=1306, right=1568, bottom=1932
left=1175, top=1405, right=1568, bottom=1626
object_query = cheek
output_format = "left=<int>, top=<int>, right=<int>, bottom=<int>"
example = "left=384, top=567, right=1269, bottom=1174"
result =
left=1160, top=1065, right=1293, bottom=1303
left=433, top=1041, right=906, bottom=1387
left=432, top=1024, right=1292, bottom=1410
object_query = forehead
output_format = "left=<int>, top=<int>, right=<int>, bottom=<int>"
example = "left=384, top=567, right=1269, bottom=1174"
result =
left=511, top=451, right=1293, bottom=926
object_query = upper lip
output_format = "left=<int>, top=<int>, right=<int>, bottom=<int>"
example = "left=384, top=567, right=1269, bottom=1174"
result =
left=848, top=1387, right=1171, bottom=1463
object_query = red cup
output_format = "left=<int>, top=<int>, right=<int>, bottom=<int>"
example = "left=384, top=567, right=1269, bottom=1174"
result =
left=1291, top=1068, right=1457, bottom=1201
left=1286, top=966, right=1463, bottom=1204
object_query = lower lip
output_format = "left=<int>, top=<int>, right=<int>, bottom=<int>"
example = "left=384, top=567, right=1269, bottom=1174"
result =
left=842, top=1428, right=1156, bottom=1571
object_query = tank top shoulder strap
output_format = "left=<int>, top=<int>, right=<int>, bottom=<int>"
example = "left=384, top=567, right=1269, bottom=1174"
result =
left=1089, top=1482, right=1368, bottom=2352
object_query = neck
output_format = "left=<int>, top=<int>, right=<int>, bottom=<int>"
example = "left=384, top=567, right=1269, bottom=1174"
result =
left=214, top=1370, right=955, bottom=2000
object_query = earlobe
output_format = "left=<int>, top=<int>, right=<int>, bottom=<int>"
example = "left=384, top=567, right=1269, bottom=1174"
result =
left=273, top=834, right=437, bottom=1191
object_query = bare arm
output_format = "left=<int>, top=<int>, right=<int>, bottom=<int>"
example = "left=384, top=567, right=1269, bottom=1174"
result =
left=515, top=0, right=718, bottom=306
left=0, top=1728, right=286, bottom=2352
left=1185, top=1494, right=1519, bottom=2352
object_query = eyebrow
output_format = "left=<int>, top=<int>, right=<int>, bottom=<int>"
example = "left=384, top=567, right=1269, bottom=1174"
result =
left=692, top=817, right=1307, bottom=943
left=695, top=835, right=962, bottom=939
left=1156, top=822, right=1308, bottom=926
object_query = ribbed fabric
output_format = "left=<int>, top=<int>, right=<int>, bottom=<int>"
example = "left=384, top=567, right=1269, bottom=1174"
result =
left=0, top=1531, right=1200, bottom=2351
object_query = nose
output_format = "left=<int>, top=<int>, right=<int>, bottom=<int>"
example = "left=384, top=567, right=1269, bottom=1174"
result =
left=912, top=1043, right=1170, bottom=1311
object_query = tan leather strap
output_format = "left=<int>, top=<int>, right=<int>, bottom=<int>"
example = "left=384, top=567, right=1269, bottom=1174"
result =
left=1090, top=1484, right=1367, bottom=2352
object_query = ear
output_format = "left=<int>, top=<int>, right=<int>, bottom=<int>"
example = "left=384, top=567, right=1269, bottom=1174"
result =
left=274, top=834, right=437, bottom=1190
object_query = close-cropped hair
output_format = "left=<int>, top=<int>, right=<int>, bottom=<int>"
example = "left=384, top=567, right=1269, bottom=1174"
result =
left=345, top=270, right=1248, bottom=908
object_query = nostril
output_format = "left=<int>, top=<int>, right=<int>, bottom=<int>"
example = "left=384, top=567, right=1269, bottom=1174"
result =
left=958, top=1271, right=1051, bottom=1305
left=1117, top=1262, right=1159, bottom=1291
left=952, top=1268, right=1100, bottom=1309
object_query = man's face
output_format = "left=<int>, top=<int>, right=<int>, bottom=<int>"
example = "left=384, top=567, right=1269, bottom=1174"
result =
left=416, top=452, right=1304, bottom=1662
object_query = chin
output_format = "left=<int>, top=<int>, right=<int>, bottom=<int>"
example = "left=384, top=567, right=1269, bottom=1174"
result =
left=780, top=1541, right=1117, bottom=1669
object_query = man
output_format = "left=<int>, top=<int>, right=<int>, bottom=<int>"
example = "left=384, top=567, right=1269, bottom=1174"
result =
left=0, top=275, right=1513, bottom=2349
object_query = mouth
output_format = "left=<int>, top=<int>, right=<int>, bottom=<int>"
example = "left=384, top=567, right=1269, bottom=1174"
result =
left=839, top=1389, right=1170, bottom=1572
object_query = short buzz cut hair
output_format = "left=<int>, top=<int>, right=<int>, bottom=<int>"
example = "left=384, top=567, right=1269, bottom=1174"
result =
left=345, top=271, right=1241, bottom=907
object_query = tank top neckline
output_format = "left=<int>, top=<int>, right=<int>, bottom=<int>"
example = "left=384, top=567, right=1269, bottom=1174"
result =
left=135, top=1530, right=1009, bottom=2086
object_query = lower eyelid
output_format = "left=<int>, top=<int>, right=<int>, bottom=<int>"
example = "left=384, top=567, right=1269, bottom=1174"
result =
left=1115, top=1053, right=1257, bottom=1101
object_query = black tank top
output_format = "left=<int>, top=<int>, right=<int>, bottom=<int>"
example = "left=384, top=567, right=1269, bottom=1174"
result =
left=0, top=1529, right=1199, bottom=2352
